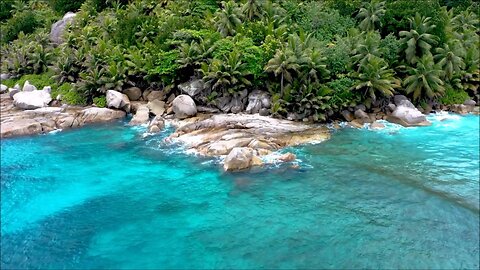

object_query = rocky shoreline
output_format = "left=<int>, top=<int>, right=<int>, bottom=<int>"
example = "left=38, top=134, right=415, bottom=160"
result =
left=1, top=80, right=478, bottom=171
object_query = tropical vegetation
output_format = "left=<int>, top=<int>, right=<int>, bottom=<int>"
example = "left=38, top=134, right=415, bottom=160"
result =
left=1, top=0, right=478, bottom=118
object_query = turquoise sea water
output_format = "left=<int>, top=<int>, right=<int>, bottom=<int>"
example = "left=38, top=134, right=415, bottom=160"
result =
left=1, top=114, right=479, bottom=269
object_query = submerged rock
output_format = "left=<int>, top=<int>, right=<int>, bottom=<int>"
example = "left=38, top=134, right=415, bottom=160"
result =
left=278, top=152, right=296, bottom=162
left=148, top=116, right=165, bottom=133
left=223, top=147, right=258, bottom=171
left=370, top=121, right=385, bottom=129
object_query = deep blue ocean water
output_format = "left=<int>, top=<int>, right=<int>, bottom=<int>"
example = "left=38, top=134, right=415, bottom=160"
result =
left=1, top=113, right=479, bottom=269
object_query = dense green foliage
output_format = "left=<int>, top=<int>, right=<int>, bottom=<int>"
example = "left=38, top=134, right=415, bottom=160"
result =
left=1, top=0, right=478, bottom=115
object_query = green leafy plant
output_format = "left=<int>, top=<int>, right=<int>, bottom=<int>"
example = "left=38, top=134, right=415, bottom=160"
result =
left=352, top=56, right=400, bottom=101
left=356, top=0, right=386, bottom=32
left=439, top=87, right=470, bottom=105
left=403, top=54, right=445, bottom=101
left=93, top=96, right=107, bottom=107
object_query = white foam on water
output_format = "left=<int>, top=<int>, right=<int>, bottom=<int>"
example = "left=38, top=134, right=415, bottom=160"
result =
left=428, top=111, right=461, bottom=123
left=48, top=129, right=62, bottom=135
left=366, top=120, right=404, bottom=134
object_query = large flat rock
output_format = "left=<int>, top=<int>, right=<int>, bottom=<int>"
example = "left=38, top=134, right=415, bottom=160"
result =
left=167, top=114, right=330, bottom=170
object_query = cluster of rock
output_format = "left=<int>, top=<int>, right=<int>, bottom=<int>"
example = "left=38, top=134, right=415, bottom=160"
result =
left=104, top=88, right=187, bottom=133
left=0, top=82, right=125, bottom=138
left=167, top=114, right=330, bottom=171
left=178, top=79, right=271, bottom=115
left=340, top=95, right=478, bottom=129
left=104, top=79, right=273, bottom=134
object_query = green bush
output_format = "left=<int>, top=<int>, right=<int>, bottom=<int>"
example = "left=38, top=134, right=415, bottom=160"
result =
left=326, top=77, right=360, bottom=109
left=93, top=96, right=107, bottom=107
left=56, top=83, right=87, bottom=105
left=2, top=32, right=56, bottom=75
left=1, top=11, right=40, bottom=44
left=0, top=0, right=14, bottom=21
left=380, top=34, right=401, bottom=66
left=297, top=3, right=355, bottom=41
left=382, top=0, right=447, bottom=44
left=324, top=38, right=352, bottom=76
left=439, top=87, right=470, bottom=105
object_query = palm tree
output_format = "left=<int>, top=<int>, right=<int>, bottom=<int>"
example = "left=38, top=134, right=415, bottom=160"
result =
left=434, top=42, right=465, bottom=80
left=177, top=40, right=201, bottom=70
left=262, top=0, right=286, bottom=24
left=242, top=0, right=264, bottom=21
left=403, top=55, right=445, bottom=101
left=214, top=1, right=242, bottom=37
left=201, top=50, right=252, bottom=94
left=399, top=13, right=438, bottom=65
left=303, top=50, right=330, bottom=83
left=264, top=48, right=300, bottom=96
left=351, top=31, right=383, bottom=71
left=452, top=10, right=479, bottom=35
left=356, top=0, right=386, bottom=32
left=352, top=56, right=399, bottom=101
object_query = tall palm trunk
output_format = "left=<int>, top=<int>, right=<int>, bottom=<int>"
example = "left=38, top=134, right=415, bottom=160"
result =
left=280, top=72, right=284, bottom=96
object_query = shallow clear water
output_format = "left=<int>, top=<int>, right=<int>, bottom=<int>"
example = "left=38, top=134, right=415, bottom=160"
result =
left=1, top=114, right=479, bottom=269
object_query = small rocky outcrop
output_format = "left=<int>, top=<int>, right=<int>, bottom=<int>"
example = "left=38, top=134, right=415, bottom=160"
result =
left=223, top=147, right=263, bottom=171
left=106, top=90, right=131, bottom=112
left=370, top=121, right=386, bottom=129
left=387, top=99, right=431, bottom=127
left=148, top=116, right=165, bottom=133
left=178, top=79, right=205, bottom=97
left=129, top=105, right=150, bottom=125
left=245, top=90, right=271, bottom=114
left=172, top=95, right=197, bottom=119
left=13, top=87, right=52, bottom=109
left=1, top=73, right=10, bottom=80
left=1, top=84, right=7, bottom=94
left=1, top=93, right=126, bottom=138
left=50, top=12, right=76, bottom=44
left=168, top=114, right=330, bottom=170
left=123, top=87, right=142, bottom=101
left=278, top=152, right=296, bottom=162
